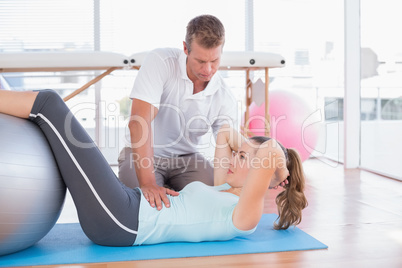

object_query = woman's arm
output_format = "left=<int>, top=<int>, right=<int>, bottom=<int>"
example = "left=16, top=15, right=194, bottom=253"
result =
left=232, top=139, right=288, bottom=231
left=213, top=124, right=245, bottom=185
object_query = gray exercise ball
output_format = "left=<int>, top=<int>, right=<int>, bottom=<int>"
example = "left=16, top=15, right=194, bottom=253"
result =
left=0, top=113, right=66, bottom=256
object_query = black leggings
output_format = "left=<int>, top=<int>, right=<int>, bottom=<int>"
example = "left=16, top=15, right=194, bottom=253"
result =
left=29, top=90, right=140, bottom=246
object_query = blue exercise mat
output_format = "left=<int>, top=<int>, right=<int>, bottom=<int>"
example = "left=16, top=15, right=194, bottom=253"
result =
left=0, top=214, right=327, bottom=267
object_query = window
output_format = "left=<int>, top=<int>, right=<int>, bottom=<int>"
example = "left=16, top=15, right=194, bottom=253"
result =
left=0, top=0, right=246, bottom=165
left=360, top=0, right=402, bottom=179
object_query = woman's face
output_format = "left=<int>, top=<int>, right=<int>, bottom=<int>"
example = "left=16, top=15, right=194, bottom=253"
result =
left=226, top=140, right=290, bottom=189
left=225, top=141, right=257, bottom=188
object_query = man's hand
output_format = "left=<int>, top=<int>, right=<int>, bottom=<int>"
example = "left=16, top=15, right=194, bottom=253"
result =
left=141, top=183, right=179, bottom=210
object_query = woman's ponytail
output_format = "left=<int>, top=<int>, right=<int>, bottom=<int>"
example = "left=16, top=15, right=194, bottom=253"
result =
left=274, top=148, right=308, bottom=230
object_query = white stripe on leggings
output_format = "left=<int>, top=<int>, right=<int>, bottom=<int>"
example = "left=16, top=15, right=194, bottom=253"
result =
left=30, top=113, right=138, bottom=235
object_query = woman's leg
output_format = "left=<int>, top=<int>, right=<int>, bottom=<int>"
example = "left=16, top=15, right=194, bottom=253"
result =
left=0, top=90, right=38, bottom=118
left=1, top=89, right=140, bottom=246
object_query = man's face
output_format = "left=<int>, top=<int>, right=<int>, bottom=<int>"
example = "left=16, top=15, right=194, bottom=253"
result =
left=184, top=40, right=222, bottom=83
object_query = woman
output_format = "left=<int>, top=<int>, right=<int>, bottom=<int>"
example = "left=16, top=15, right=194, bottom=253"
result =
left=0, top=89, right=307, bottom=246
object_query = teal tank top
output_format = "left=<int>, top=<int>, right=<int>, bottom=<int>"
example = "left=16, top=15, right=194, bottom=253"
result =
left=134, top=182, right=256, bottom=245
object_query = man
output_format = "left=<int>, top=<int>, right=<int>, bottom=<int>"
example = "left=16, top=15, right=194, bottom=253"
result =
left=118, top=15, right=238, bottom=210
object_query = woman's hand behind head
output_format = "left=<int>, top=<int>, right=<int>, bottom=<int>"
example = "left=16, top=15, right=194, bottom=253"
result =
left=257, top=139, right=289, bottom=189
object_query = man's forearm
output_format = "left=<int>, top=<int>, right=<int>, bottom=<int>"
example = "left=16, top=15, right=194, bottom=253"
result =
left=129, top=120, right=156, bottom=187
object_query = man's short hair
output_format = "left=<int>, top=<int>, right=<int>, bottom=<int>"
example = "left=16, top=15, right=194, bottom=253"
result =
left=185, top=15, right=225, bottom=53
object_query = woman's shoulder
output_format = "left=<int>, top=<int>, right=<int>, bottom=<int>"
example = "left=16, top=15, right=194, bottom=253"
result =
left=213, top=183, right=231, bottom=191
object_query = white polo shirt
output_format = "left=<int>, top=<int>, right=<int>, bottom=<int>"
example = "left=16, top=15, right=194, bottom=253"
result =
left=129, top=48, right=238, bottom=157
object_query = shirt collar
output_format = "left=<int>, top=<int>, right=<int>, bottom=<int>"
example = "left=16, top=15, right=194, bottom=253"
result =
left=204, top=74, right=220, bottom=96
left=179, top=51, right=189, bottom=80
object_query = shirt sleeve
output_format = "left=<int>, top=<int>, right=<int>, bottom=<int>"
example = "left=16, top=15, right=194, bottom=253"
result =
left=129, top=50, right=168, bottom=110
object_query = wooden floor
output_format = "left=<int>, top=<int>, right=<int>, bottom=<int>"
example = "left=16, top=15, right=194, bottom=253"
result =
left=34, top=158, right=402, bottom=268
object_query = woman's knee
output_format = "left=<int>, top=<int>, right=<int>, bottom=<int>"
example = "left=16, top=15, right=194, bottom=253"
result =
left=41, top=89, right=63, bottom=101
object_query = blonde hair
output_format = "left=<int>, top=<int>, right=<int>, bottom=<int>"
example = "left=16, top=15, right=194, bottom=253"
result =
left=249, top=136, right=308, bottom=230
left=185, top=15, right=225, bottom=53
left=274, top=148, right=308, bottom=230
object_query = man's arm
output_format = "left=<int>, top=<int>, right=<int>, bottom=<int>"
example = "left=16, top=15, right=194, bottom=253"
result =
left=129, top=98, right=179, bottom=210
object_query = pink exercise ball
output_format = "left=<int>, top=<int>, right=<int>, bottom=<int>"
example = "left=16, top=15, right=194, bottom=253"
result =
left=247, top=91, right=319, bottom=162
